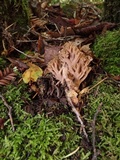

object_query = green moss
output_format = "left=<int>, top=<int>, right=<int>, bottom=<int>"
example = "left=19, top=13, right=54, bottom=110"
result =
left=0, top=83, right=30, bottom=119
left=93, top=29, right=120, bottom=75
left=84, top=78, right=120, bottom=160
left=0, top=83, right=90, bottom=160
left=0, top=112, right=86, bottom=160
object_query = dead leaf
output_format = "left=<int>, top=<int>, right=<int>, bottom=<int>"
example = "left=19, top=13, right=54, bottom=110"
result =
left=80, top=44, right=93, bottom=57
left=66, top=89, right=79, bottom=105
left=46, top=31, right=61, bottom=38
left=44, top=45, right=61, bottom=64
left=7, top=58, right=28, bottom=71
left=49, top=15, right=71, bottom=30
left=22, top=63, right=43, bottom=83
left=112, top=75, right=120, bottom=81
left=30, top=17, right=47, bottom=29
left=0, top=118, right=5, bottom=129
left=35, top=35, right=45, bottom=55
left=60, top=26, right=75, bottom=36
left=79, top=87, right=89, bottom=95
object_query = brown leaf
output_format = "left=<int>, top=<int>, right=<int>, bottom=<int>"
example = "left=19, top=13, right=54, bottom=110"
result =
left=74, top=19, right=94, bottom=29
left=7, top=58, right=28, bottom=71
left=47, top=31, right=61, bottom=38
left=30, top=17, right=47, bottom=29
left=35, top=35, right=45, bottom=55
left=44, top=45, right=61, bottom=64
left=0, top=67, right=16, bottom=86
left=49, top=15, right=72, bottom=30
left=80, top=44, right=94, bottom=57
left=46, top=4, right=66, bottom=17
left=68, top=18, right=79, bottom=25
left=0, top=118, right=5, bottom=129
left=112, top=75, right=120, bottom=81
left=66, top=89, right=79, bottom=105
left=60, top=26, right=75, bottom=36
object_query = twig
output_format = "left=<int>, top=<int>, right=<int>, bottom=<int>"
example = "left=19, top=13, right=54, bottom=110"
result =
left=66, top=90, right=89, bottom=142
left=0, top=93, right=15, bottom=131
left=12, top=46, right=35, bottom=58
left=12, top=46, right=33, bottom=58
left=45, top=35, right=80, bottom=42
left=17, top=40, right=37, bottom=43
left=78, top=77, right=108, bottom=98
left=62, top=146, right=80, bottom=159
left=12, top=46, right=43, bottom=61
left=5, top=23, right=15, bottom=31
left=92, top=102, right=103, bottom=160
left=89, top=77, right=108, bottom=92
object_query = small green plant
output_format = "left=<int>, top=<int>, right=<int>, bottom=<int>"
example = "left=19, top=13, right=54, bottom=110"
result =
left=93, top=29, right=120, bottom=75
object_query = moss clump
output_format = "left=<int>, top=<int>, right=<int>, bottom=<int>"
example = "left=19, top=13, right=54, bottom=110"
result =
left=93, top=29, right=120, bottom=75
left=0, top=113, right=83, bottom=160
left=0, top=83, right=90, bottom=160
left=84, top=78, right=120, bottom=160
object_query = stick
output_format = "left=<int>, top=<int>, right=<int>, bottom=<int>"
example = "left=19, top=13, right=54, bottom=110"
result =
left=0, top=93, right=15, bottom=131
left=92, top=102, right=103, bottom=160
left=12, top=46, right=43, bottom=61
left=16, top=40, right=37, bottom=43
left=12, top=46, right=35, bottom=58
left=89, top=77, right=108, bottom=92
left=66, top=90, right=89, bottom=142
left=62, top=146, right=80, bottom=159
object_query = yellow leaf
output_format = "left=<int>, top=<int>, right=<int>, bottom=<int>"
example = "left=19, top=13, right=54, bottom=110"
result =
left=22, top=63, right=43, bottom=83
left=66, top=89, right=79, bottom=105
left=79, top=87, right=89, bottom=95
left=67, top=89, right=78, bottom=98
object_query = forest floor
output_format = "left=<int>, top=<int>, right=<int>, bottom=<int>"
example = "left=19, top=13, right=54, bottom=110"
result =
left=0, top=1, right=120, bottom=160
